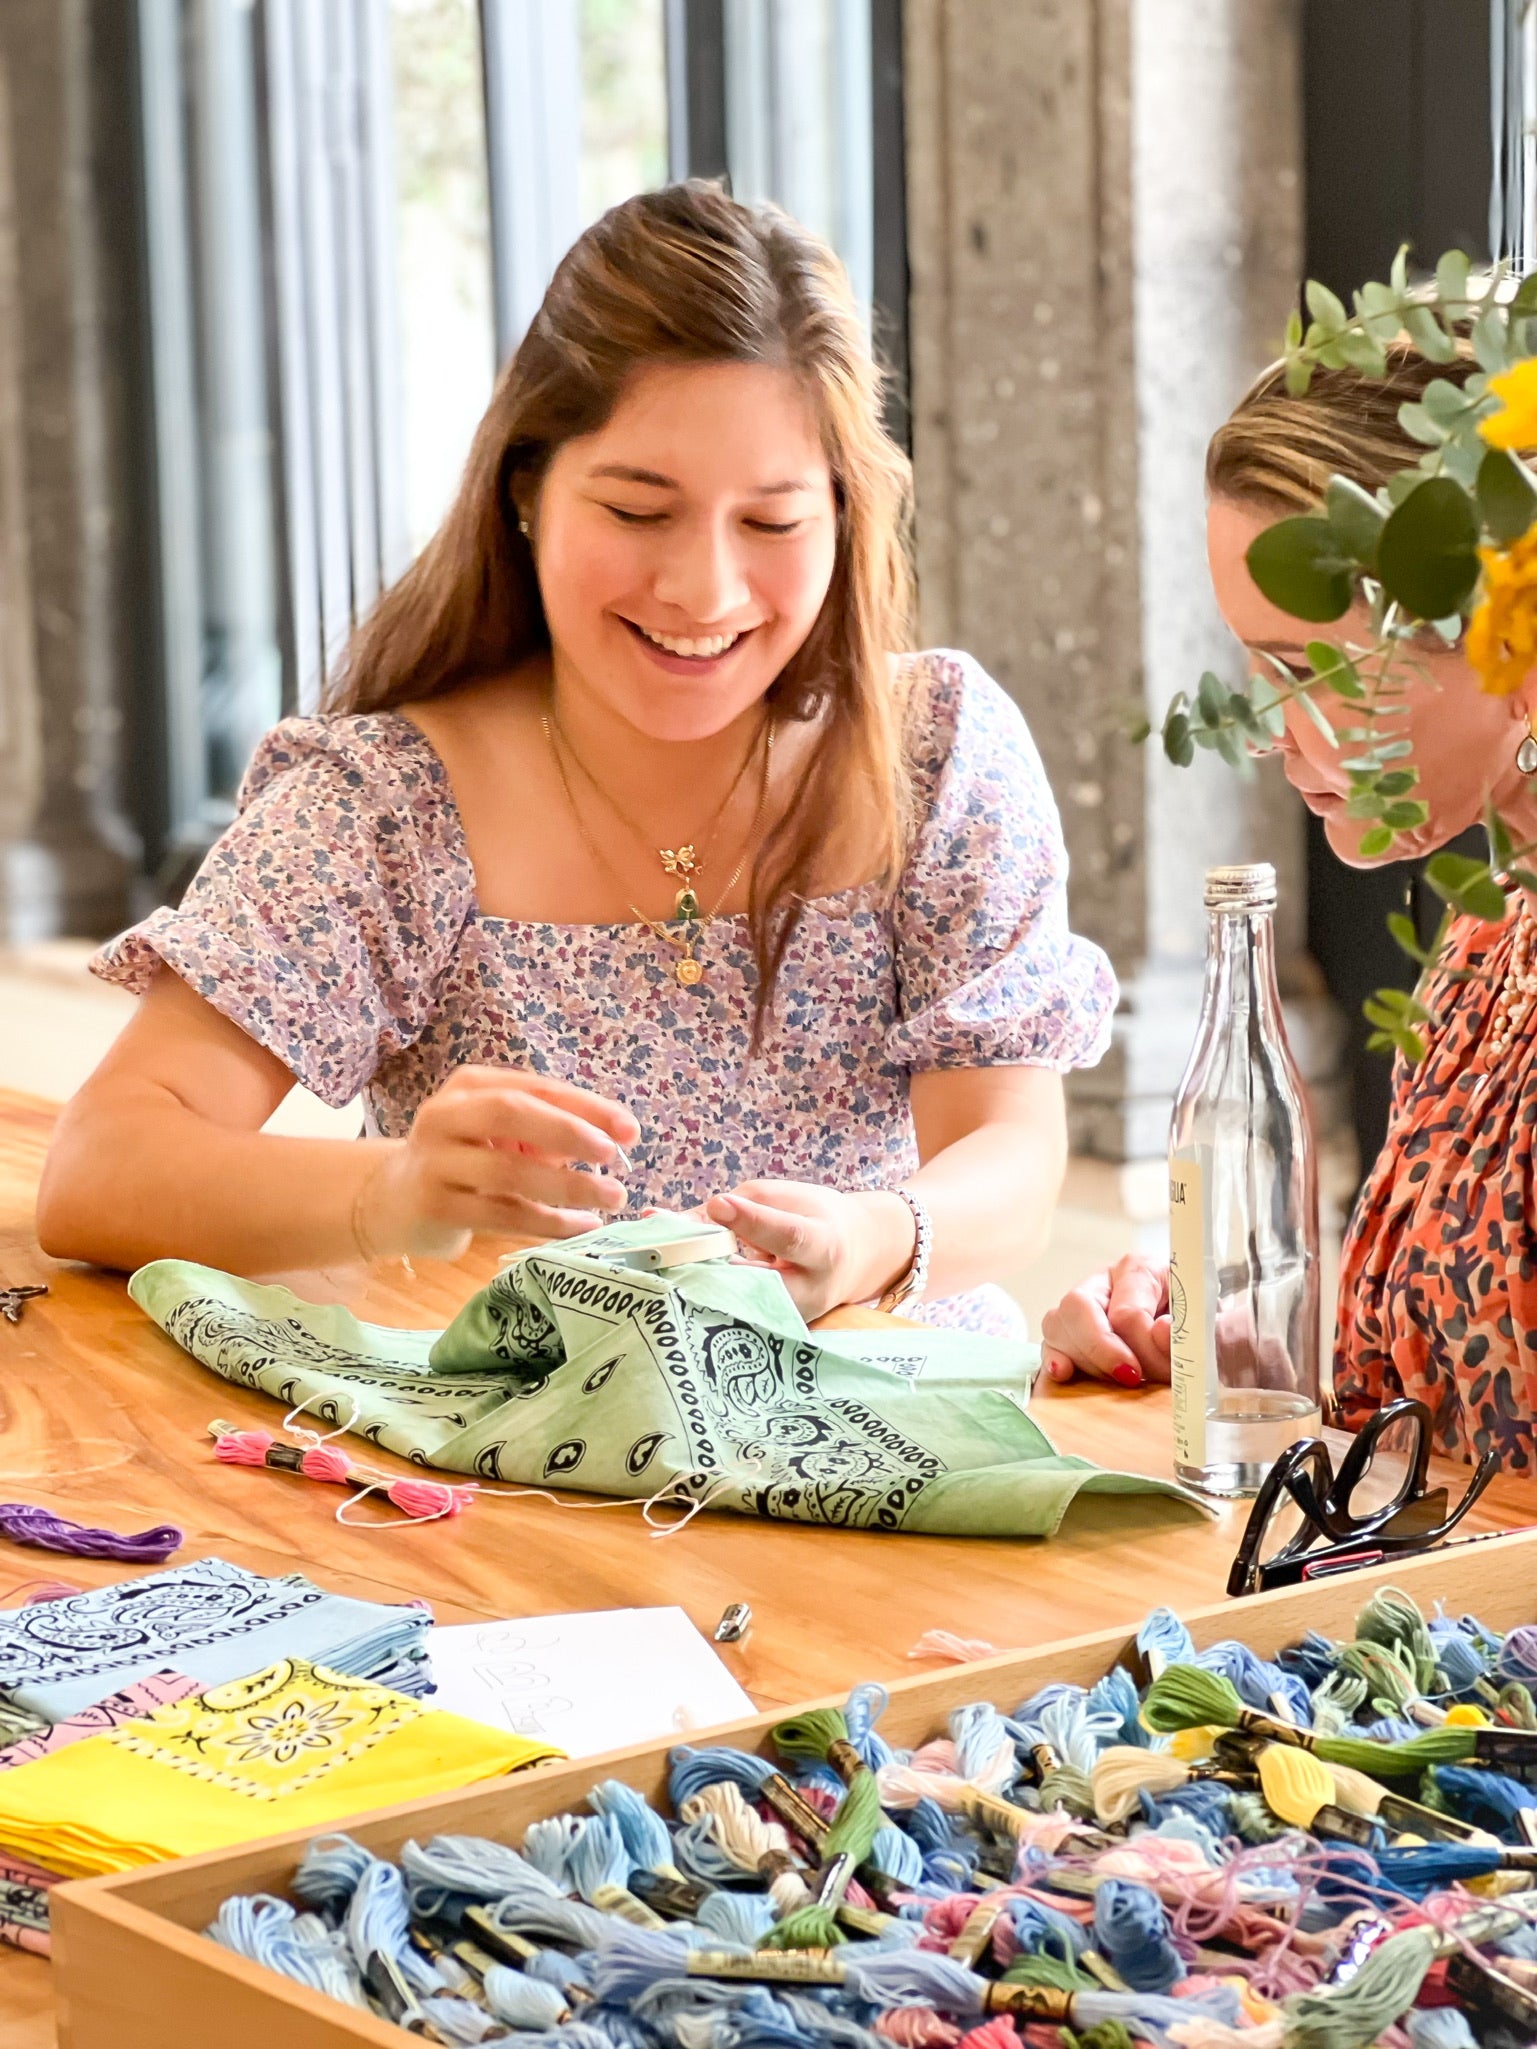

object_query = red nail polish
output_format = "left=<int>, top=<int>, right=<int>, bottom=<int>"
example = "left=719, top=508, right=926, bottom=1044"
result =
left=1112, top=1363, right=1144, bottom=1388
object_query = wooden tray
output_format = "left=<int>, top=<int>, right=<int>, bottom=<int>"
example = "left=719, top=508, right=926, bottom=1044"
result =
left=48, top=1532, right=1537, bottom=2049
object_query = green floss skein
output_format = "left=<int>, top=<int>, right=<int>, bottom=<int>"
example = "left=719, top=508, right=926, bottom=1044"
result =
left=1500, top=1681, right=1537, bottom=1730
left=1313, top=1726, right=1476, bottom=1781
left=1003, top=1952, right=1096, bottom=1994
left=1062, top=2022, right=1136, bottom=2049
left=1139, top=1664, right=1246, bottom=1735
left=1355, top=1588, right=1440, bottom=1696
left=1280, top=1925, right=1438, bottom=2049
left=1037, top=1761, right=1095, bottom=1819
left=759, top=1710, right=884, bottom=1952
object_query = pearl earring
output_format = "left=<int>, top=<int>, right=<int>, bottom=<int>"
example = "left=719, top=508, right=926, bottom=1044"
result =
left=1520, top=709, right=1537, bottom=777
left=518, top=517, right=531, bottom=537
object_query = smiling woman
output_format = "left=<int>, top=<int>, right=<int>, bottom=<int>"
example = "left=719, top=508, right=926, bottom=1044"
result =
left=39, top=181, right=1115, bottom=1337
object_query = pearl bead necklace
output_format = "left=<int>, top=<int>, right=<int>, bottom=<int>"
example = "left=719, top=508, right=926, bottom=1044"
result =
left=1487, top=895, right=1537, bottom=1060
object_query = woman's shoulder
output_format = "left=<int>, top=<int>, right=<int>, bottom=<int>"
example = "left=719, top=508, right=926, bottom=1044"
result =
left=240, top=708, right=450, bottom=813
left=898, top=648, right=1049, bottom=818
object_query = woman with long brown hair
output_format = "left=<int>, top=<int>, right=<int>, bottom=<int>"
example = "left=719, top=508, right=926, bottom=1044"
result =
left=41, top=182, right=1113, bottom=1331
left=1043, top=343, right=1537, bottom=1470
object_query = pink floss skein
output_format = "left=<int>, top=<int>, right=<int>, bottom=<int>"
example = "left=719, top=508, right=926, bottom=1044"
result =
left=955, top=2021, right=1018, bottom=2049
left=874, top=2011, right=961, bottom=2049
left=213, top=1427, right=472, bottom=1523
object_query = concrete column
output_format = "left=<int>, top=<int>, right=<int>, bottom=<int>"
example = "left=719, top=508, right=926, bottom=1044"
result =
left=0, top=0, right=140, bottom=944
left=905, top=0, right=1342, bottom=1164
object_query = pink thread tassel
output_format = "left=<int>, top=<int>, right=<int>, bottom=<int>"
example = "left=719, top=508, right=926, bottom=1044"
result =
left=212, top=1427, right=471, bottom=1522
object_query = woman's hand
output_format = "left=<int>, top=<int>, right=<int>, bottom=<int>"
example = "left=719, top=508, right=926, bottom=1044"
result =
left=1039, top=1254, right=1171, bottom=1388
left=362, top=1066, right=640, bottom=1257
left=704, top=1180, right=915, bottom=1323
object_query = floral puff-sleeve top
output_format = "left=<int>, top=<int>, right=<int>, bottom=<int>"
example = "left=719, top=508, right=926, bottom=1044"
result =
left=93, top=650, right=1117, bottom=1333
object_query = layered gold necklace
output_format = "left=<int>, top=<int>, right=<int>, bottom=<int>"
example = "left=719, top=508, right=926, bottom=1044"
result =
left=542, top=705, right=774, bottom=988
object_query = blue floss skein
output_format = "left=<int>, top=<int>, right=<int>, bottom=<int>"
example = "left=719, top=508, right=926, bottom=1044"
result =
left=668, top=1745, right=775, bottom=1808
left=697, top=1889, right=778, bottom=1945
left=1277, top=1630, right=1339, bottom=1692
left=1361, top=1714, right=1423, bottom=1744
left=417, top=1995, right=506, bottom=2044
left=291, top=1832, right=380, bottom=1917
left=483, top=1963, right=572, bottom=2029
left=482, top=1887, right=612, bottom=1952
left=1086, top=1665, right=1155, bottom=1749
left=589, top=1779, right=683, bottom=1878
left=345, top=1860, right=442, bottom=1998
left=1497, top=1923, right=1537, bottom=1961
left=1009, top=1895, right=1089, bottom=1963
left=401, top=1834, right=562, bottom=1920
left=1092, top=1877, right=1185, bottom=1993
left=513, top=2027, right=612, bottom=2049
left=1375, top=1842, right=1508, bottom=1898
left=868, top=1825, right=924, bottom=1886
left=1430, top=1762, right=1534, bottom=1839
left=1146, top=1809, right=1227, bottom=1864
left=1137, top=1607, right=1195, bottom=1671
left=1195, top=1638, right=1313, bottom=1725
left=526, top=1949, right=593, bottom=1992
left=1427, top=1616, right=1492, bottom=1696
left=948, top=1700, right=1013, bottom=1781
left=1140, top=1779, right=1236, bottom=1839
left=564, top=1815, right=633, bottom=1903
left=207, top=1893, right=368, bottom=2007
left=1404, top=2013, right=1479, bottom=2049
left=672, top=1816, right=754, bottom=1887
left=844, top=1683, right=896, bottom=1770
left=901, top=1797, right=956, bottom=1855
left=523, top=1814, right=585, bottom=1886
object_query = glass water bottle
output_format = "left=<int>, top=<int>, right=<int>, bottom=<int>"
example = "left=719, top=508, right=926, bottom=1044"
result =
left=1168, top=863, right=1321, bottom=1497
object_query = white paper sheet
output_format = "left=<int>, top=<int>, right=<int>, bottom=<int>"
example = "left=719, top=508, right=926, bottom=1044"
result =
left=425, top=1607, right=755, bottom=1758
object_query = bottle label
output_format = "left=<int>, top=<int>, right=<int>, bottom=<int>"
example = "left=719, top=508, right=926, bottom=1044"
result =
left=1168, top=1154, right=1207, bottom=1470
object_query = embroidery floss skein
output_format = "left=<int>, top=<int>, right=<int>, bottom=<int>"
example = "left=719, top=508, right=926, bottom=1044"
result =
left=211, top=1424, right=473, bottom=1525
left=0, top=1500, right=183, bottom=1564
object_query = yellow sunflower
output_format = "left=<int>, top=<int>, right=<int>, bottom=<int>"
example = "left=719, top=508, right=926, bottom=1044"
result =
left=1467, top=531, right=1537, bottom=695
left=1480, top=358, right=1537, bottom=451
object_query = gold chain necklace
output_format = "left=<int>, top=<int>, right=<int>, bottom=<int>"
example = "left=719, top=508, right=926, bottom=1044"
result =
left=549, top=703, right=765, bottom=923
left=542, top=712, right=774, bottom=987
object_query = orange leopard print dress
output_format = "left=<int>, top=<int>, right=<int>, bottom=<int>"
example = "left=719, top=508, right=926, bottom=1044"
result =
left=1337, top=900, right=1537, bottom=1473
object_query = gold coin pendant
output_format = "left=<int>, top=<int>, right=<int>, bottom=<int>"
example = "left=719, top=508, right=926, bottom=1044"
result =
left=675, top=958, right=705, bottom=987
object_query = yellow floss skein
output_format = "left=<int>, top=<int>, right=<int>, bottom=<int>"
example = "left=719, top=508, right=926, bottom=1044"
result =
left=1168, top=1725, right=1222, bottom=1763
left=1444, top=1704, right=1488, bottom=1726
left=1257, top=1741, right=1338, bottom=1829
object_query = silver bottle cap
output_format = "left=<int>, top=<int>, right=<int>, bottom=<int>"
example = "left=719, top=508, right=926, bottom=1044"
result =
left=1204, top=862, right=1277, bottom=912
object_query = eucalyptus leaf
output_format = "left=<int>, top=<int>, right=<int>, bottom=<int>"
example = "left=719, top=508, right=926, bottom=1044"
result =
left=1163, top=710, right=1194, bottom=768
left=1325, top=475, right=1387, bottom=568
left=1305, top=279, right=1349, bottom=335
left=1336, top=328, right=1389, bottom=375
left=1513, top=271, right=1537, bottom=320
left=1473, top=307, right=1510, bottom=375
left=1357, top=279, right=1402, bottom=342
left=1440, top=436, right=1486, bottom=491
left=1387, top=912, right=1429, bottom=964
left=1422, top=379, right=1473, bottom=427
left=1376, top=770, right=1418, bottom=796
left=1285, top=357, right=1313, bottom=398
left=1375, top=477, right=1480, bottom=620
left=1303, top=639, right=1364, bottom=697
left=1284, top=307, right=1303, bottom=351
left=1402, top=303, right=1459, bottom=363
left=1357, top=828, right=1396, bottom=860
left=1435, top=248, right=1472, bottom=307
left=1397, top=401, right=1447, bottom=448
left=1425, top=852, right=1488, bottom=896
left=1390, top=245, right=1410, bottom=296
left=1381, top=800, right=1430, bottom=829
left=1245, top=517, right=1354, bottom=623
left=1196, top=670, right=1226, bottom=727
left=1346, top=791, right=1387, bottom=820
left=1478, top=446, right=1537, bottom=544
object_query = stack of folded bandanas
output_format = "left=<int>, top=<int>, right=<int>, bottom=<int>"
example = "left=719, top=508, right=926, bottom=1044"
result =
left=0, top=1559, right=545, bottom=1954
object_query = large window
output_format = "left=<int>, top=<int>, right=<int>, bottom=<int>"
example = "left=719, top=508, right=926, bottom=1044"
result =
left=132, top=0, right=900, bottom=876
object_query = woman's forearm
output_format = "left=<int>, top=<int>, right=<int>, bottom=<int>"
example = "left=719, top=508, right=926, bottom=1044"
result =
left=37, top=1077, right=392, bottom=1275
left=841, top=1068, right=1068, bottom=1305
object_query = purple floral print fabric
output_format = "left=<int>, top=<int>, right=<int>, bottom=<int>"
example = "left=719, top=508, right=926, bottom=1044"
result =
left=93, top=651, right=1116, bottom=1334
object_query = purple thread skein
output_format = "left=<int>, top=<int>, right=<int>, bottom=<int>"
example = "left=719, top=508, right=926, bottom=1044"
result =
left=0, top=1501, right=183, bottom=1564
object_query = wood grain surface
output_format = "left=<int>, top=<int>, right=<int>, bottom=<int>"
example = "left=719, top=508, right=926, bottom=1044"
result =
left=2, top=1084, right=1535, bottom=2043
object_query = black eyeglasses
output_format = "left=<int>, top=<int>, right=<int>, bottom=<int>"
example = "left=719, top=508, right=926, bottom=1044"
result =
left=1227, top=1399, right=1500, bottom=1597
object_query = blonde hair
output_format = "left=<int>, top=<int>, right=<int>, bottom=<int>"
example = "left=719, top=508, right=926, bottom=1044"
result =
left=1206, top=342, right=1478, bottom=512
left=328, top=180, right=916, bottom=1029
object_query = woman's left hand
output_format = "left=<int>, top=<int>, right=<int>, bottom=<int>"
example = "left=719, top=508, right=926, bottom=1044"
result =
left=703, top=1180, right=913, bottom=1322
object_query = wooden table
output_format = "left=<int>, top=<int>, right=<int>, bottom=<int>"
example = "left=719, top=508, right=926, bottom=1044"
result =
left=3, top=1085, right=1535, bottom=2042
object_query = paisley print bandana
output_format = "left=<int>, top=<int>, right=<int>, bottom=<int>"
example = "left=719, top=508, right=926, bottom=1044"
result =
left=0, top=1659, right=554, bottom=1880
left=129, top=1216, right=1209, bottom=1539
left=0, top=1558, right=432, bottom=1724
left=0, top=1669, right=201, bottom=1770
left=0, top=1851, right=54, bottom=1955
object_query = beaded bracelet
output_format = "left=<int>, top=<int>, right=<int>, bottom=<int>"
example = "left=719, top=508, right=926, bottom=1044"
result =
left=876, top=1187, right=932, bottom=1314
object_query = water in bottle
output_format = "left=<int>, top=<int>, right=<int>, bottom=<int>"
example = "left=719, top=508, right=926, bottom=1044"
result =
left=1168, top=863, right=1321, bottom=1497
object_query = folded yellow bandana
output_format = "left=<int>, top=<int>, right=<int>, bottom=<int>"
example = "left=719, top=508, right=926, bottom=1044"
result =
left=0, top=1659, right=555, bottom=1879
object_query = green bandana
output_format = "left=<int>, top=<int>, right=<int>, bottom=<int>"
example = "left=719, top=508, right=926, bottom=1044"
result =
left=129, top=1216, right=1210, bottom=1537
